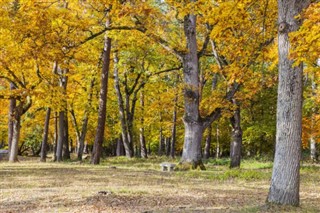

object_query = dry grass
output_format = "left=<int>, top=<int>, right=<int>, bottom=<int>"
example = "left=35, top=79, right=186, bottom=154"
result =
left=0, top=156, right=320, bottom=212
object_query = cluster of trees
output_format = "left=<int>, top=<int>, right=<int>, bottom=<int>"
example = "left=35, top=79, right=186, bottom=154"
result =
left=0, top=0, right=319, bottom=206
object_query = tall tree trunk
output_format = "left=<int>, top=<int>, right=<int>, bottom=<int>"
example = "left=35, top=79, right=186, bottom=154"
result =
left=116, top=136, right=125, bottom=156
left=216, top=124, right=220, bottom=159
left=8, top=107, right=22, bottom=162
left=165, top=137, right=171, bottom=156
left=267, top=0, right=310, bottom=206
left=91, top=20, right=111, bottom=165
left=53, top=112, right=58, bottom=162
left=204, top=125, right=212, bottom=159
left=8, top=96, right=31, bottom=163
left=158, top=126, right=164, bottom=156
left=40, top=108, right=51, bottom=162
left=56, top=65, right=69, bottom=162
left=310, top=73, right=318, bottom=162
left=56, top=111, right=65, bottom=162
left=78, top=114, right=89, bottom=160
left=8, top=83, right=16, bottom=154
left=230, top=100, right=242, bottom=168
left=113, top=53, right=134, bottom=158
left=170, top=93, right=178, bottom=158
left=180, top=12, right=205, bottom=169
left=140, top=91, right=147, bottom=158
left=62, top=111, right=70, bottom=160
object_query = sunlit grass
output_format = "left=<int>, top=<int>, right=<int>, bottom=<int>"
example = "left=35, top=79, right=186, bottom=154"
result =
left=0, top=157, right=320, bottom=212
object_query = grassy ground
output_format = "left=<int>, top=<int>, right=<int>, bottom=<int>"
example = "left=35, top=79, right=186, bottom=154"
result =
left=0, top=156, right=320, bottom=213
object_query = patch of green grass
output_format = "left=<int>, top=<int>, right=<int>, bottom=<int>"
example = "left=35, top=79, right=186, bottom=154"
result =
left=204, top=158, right=230, bottom=166
left=241, top=159, right=273, bottom=170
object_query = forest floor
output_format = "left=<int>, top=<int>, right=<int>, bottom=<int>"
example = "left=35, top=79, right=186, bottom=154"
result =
left=0, top=156, right=320, bottom=213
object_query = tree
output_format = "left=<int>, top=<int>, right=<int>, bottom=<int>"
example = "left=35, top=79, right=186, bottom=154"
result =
left=40, top=108, right=51, bottom=162
left=267, top=0, right=311, bottom=206
left=91, top=23, right=112, bottom=165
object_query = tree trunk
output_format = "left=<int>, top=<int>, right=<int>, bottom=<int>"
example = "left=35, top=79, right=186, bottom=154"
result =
left=140, top=91, right=147, bottom=158
left=204, top=125, right=212, bottom=159
left=113, top=53, right=134, bottom=158
left=8, top=108, right=21, bottom=162
left=91, top=21, right=111, bottom=164
left=310, top=73, right=318, bottom=162
left=180, top=12, right=205, bottom=169
left=310, top=137, right=317, bottom=162
left=40, top=108, right=51, bottom=162
left=230, top=100, right=242, bottom=168
left=165, top=137, right=171, bottom=156
left=56, top=111, right=65, bottom=162
left=116, top=136, right=125, bottom=156
left=8, top=83, right=16, bottom=155
left=267, top=0, right=310, bottom=206
left=62, top=111, right=70, bottom=160
left=158, top=126, right=164, bottom=156
left=77, top=114, right=89, bottom=160
left=170, top=94, right=178, bottom=158
left=53, top=112, right=58, bottom=162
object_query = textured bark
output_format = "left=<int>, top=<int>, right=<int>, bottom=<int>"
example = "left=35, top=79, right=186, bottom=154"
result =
left=55, top=65, right=69, bottom=162
left=113, top=54, right=134, bottom=158
left=310, top=137, right=317, bottom=162
left=40, top=108, right=51, bottom=162
left=8, top=108, right=21, bottom=162
left=53, top=112, right=58, bottom=162
left=267, top=0, right=310, bottom=206
left=158, top=125, right=165, bottom=156
left=116, top=136, right=125, bottom=156
left=216, top=124, right=220, bottom=159
left=180, top=12, right=205, bottom=169
left=139, top=91, right=147, bottom=158
left=165, top=137, right=171, bottom=156
left=170, top=93, right=178, bottom=158
left=56, top=111, right=65, bottom=162
left=8, top=83, right=16, bottom=155
left=8, top=95, right=31, bottom=163
left=230, top=101, right=242, bottom=168
left=91, top=23, right=111, bottom=164
left=204, top=125, right=212, bottom=159
left=62, top=111, right=70, bottom=160
left=310, top=74, right=318, bottom=162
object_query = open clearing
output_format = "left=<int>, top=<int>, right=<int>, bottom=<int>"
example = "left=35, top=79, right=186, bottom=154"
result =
left=1, top=157, right=320, bottom=212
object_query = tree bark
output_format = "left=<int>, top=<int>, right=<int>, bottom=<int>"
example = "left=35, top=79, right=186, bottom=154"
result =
left=165, top=137, right=171, bottom=156
left=116, top=136, right=125, bottom=156
left=91, top=20, right=111, bottom=164
left=40, top=108, right=51, bottom=162
left=230, top=100, right=242, bottom=168
left=204, top=125, right=212, bottom=159
left=180, top=12, right=205, bottom=169
left=8, top=107, right=21, bottom=162
left=158, top=125, right=165, bottom=156
left=139, top=91, right=147, bottom=158
left=267, top=0, right=310, bottom=206
left=113, top=53, right=134, bottom=158
left=77, top=79, right=95, bottom=160
left=8, top=83, right=16, bottom=155
left=216, top=124, right=220, bottom=159
left=53, top=111, right=58, bottom=162
left=56, top=111, right=65, bottom=162
left=8, top=96, right=31, bottom=162
left=62, top=111, right=70, bottom=160
left=310, top=73, right=318, bottom=162
left=170, top=93, right=178, bottom=158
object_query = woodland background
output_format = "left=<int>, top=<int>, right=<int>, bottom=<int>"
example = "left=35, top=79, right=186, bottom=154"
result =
left=0, top=0, right=319, bottom=164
